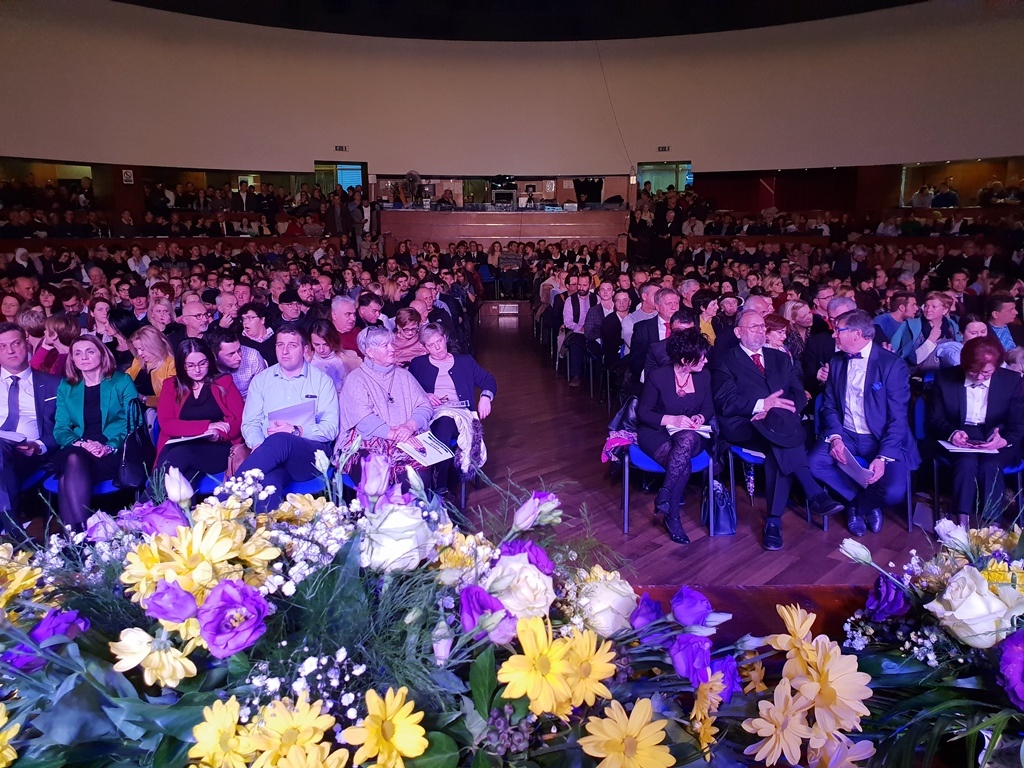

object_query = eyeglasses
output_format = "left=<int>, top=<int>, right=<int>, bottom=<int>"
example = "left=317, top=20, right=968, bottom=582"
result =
left=185, top=312, right=211, bottom=319
left=740, top=323, right=766, bottom=331
left=834, top=327, right=857, bottom=334
left=184, top=360, right=209, bottom=370
left=241, top=314, right=259, bottom=321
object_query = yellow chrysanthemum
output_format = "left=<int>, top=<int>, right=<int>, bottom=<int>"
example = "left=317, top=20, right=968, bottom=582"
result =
left=249, top=695, right=336, bottom=768
left=497, top=617, right=573, bottom=716
left=983, top=560, right=1013, bottom=587
left=690, top=671, right=725, bottom=721
left=768, top=604, right=816, bottom=656
left=193, top=496, right=253, bottom=525
left=189, top=696, right=256, bottom=768
left=807, top=731, right=876, bottom=768
left=578, top=698, right=675, bottom=768
left=789, top=636, right=872, bottom=733
left=277, top=743, right=350, bottom=768
left=271, top=494, right=326, bottom=525
left=341, top=687, right=427, bottom=768
left=156, top=521, right=239, bottom=601
left=564, top=628, right=617, bottom=707
left=0, top=703, right=20, bottom=768
left=120, top=539, right=171, bottom=602
left=110, top=627, right=197, bottom=688
left=159, top=616, right=207, bottom=654
left=693, top=715, right=719, bottom=763
left=742, top=678, right=813, bottom=766
left=741, top=659, right=768, bottom=694
left=238, top=528, right=282, bottom=586
left=0, top=542, right=43, bottom=609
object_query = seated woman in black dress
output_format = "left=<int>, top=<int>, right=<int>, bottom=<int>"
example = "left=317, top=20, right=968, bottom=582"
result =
left=155, top=338, right=245, bottom=487
left=637, top=328, right=714, bottom=545
left=53, top=337, right=139, bottom=528
left=408, top=323, right=497, bottom=493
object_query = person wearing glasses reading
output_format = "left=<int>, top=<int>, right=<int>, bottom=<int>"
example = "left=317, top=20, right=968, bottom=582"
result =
left=154, top=338, right=244, bottom=487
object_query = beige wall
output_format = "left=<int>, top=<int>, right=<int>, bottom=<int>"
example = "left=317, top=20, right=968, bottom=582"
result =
left=1, top=1, right=1023, bottom=176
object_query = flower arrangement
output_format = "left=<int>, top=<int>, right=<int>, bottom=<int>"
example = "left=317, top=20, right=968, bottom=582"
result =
left=0, top=455, right=876, bottom=768
left=840, top=521, right=1024, bottom=765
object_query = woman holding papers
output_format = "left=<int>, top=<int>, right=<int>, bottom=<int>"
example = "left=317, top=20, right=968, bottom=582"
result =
left=637, top=329, right=715, bottom=545
left=155, top=338, right=244, bottom=486
left=338, top=326, right=434, bottom=485
left=52, top=337, right=139, bottom=528
left=931, top=336, right=1024, bottom=527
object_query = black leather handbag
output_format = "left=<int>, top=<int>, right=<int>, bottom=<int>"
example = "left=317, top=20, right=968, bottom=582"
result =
left=115, top=399, right=155, bottom=490
left=607, top=395, right=639, bottom=433
left=701, top=479, right=737, bottom=536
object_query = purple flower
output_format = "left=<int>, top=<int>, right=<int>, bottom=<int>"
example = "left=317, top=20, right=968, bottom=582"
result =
left=145, top=581, right=198, bottom=624
left=671, top=586, right=713, bottom=627
left=711, top=656, right=743, bottom=704
left=865, top=575, right=910, bottom=623
left=512, top=491, right=560, bottom=531
left=459, top=585, right=516, bottom=644
left=118, top=500, right=188, bottom=538
left=499, top=541, right=555, bottom=576
left=1000, top=630, right=1024, bottom=711
left=360, top=453, right=390, bottom=497
left=668, top=634, right=712, bottom=685
left=630, top=592, right=670, bottom=645
left=197, top=580, right=269, bottom=659
left=85, top=511, right=119, bottom=542
left=1, top=609, right=90, bottom=672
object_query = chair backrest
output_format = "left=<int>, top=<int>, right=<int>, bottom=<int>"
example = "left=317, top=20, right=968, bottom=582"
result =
left=912, top=395, right=928, bottom=441
left=478, top=264, right=494, bottom=282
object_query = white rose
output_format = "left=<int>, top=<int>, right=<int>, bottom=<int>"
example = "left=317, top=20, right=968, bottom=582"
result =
left=924, top=566, right=1018, bottom=649
left=360, top=504, right=435, bottom=573
left=580, top=574, right=639, bottom=638
left=482, top=554, right=555, bottom=619
left=935, top=519, right=972, bottom=553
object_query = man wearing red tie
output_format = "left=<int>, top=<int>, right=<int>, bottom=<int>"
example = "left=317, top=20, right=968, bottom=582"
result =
left=713, top=310, right=844, bottom=550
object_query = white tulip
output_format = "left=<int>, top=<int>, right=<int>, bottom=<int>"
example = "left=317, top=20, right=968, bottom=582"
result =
left=935, top=519, right=972, bottom=553
left=840, top=538, right=873, bottom=566
left=313, top=450, right=331, bottom=476
left=164, top=466, right=194, bottom=506
left=704, top=612, right=733, bottom=627
left=735, top=634, right=767, bottom=651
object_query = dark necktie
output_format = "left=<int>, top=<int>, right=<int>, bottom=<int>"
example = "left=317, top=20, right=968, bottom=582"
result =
left=845, top=352, right=862, bottom=360
left=1, top=375, right=20, bottom=432
left=751, top=353, right=765, bottom=375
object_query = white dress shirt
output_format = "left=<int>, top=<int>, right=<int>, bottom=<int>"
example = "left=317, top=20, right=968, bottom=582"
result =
left=964, top=377, right=990, bottom=425
left=621, top=308, right=657, bottom=350
left=0, top=368, right=44, bottom=452
left=842, top=342, right=872, bottom=435
left=740, top=345, right=769, bottom=415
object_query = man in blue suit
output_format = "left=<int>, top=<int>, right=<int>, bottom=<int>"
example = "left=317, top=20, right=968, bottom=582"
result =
left=810, top=310, right=920, bottom=536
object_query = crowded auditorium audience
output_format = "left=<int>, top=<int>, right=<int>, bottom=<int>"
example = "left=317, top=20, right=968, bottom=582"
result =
left=3, top=176, right=1024, bottom=557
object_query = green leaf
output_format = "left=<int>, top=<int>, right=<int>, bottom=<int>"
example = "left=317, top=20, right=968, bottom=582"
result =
left=470, top=645, right=497, bottom=719
left=227, top=653, right=251, bottom=681
left=152, top=735, right=193, bottom=768
left=470, top=750, right=496, bottom=768
left=494, top=686, right=529, bottom=723
left=110, top=696, right=214, bottom=741
left=405, top=731, right=460, bottom=768
left=32, top=682, right=115, bottom=746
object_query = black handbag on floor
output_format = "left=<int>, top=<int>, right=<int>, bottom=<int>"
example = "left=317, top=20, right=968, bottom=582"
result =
left=115, top=399, right=155, bottom=490
left=701, top=479, right=737, bottom=536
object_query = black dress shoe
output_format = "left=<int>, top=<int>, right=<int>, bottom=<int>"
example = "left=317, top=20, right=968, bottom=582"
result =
left=662, top=513, right=690, bottom=545
left=864, top=508, right=883, bottom=534
left=847, top=512, right=867, bottom=537
left=808, top=491, right=845, bottom=517
left=762, top=519, right=783, bottom=551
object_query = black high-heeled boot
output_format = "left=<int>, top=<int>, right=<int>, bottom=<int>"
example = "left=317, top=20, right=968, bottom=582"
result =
left=661, top=510, right=690, bottom=545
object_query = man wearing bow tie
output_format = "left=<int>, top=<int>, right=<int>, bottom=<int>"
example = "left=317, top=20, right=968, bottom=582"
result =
left=810, top=310, right=920, bottom=536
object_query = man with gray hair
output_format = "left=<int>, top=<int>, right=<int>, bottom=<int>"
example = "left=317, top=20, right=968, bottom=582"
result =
left=804, top=296, right=857, bottom=395
left=621, top=283, right=659, bottom=351
left=679, top=279, right=701, bottom=309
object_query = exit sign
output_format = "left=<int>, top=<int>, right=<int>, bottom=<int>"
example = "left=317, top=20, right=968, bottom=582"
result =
left=335, top=145, right=348, bottom=152
left=657, top=146, right=671, bottom=152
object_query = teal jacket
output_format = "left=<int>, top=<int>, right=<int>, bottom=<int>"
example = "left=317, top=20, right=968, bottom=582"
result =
left=54, top=371, right=139, bottom=449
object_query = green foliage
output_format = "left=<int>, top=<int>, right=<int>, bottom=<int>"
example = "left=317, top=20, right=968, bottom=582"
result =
left=406, top=732, right=460, bottom=768
left=469, top=645, right=497, bottom=719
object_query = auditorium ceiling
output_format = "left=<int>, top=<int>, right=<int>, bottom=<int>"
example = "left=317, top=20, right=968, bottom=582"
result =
left=114, top=0, right=925, bottom=41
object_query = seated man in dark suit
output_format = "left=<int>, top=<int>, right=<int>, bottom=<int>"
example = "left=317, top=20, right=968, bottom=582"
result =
left=0, top=322, right=59, bottom=536
left=931, top=336, right=1024, bottom=526
left=628, top=287, right=679, bottom=390
left=810, top=310, right=920, bottom=537
left=713, top=294, right=771, bottom=357
left=643, top=308, right=697, bottom=381
left=713, top=310, right=843, bottom=551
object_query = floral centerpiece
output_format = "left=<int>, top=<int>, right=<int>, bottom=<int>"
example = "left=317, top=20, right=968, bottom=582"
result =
left=0, top=456, right=876, bottom=767
left=840, top=522, right=1024, bottom=766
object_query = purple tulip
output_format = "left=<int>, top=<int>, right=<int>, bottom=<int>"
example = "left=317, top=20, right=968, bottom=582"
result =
left=145, top=581, right=198, bottom=624
left=118, top=500, right=188, bottom=538
left=671, top=586, right=713, bottom=627
left=460, top=585, right=516, bottom=644
left=499, top=540, right=555, bottom=576
left=668, top=634, right=712, bottom=685
left=865, top=575, right=910, bottom=623
left=197, top=580, right=269, bottom=659
left=512, top=491, right=560, bottom=532
left=2, top=609, right=90, bottom=672
left=711, top=656, right=743, bottom=704
left=1001, top=630, right=1024, bottom=711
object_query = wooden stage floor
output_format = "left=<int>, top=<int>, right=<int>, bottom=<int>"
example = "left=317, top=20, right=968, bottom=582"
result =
left=466, top=308, right=936, bottom=588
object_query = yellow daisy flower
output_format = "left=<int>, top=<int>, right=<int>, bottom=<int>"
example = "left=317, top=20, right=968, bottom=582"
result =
left=0, top=542, right=43, bottom=609
left=249, top=695, right=337, bottom=768
left=741, top=658, right=768, bottom=694
left=742, top=678, right=813, bottom=766
left=0, top=703, right=21, bottom=768
left=110, top=627, right=197, bottom=688
left=156, top=520, right=238, bottom=601
left=238, top=528, right=282, bottom=586
left=193, top=496, right=253, bottom=525
left=189, top=696, right=255, bottom=768
left=159, top=616, right=207, bottom=654
left=341, top=686, right=428, bottom=768
left=497, top=617, right=573, bottom=716
left=270, top=494, right=325, bottom=525
left=277, top=743, right=350, bottom=768
left=690, top=671, right=725, bottom=721
left=578, top=698, right=675, bottom=768
left=564, top=628, right=617, bottom=707
left=120, top=539, right=170, bottom=602
left=693, top=715, right=719, bottom=762
left=983, top=561, right=1013, bottom=587
left=807, top=730, right=876, bottom=768
left=768, top=604, right=816, bottom=656
left=789, top=636, right=872, bottom=733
